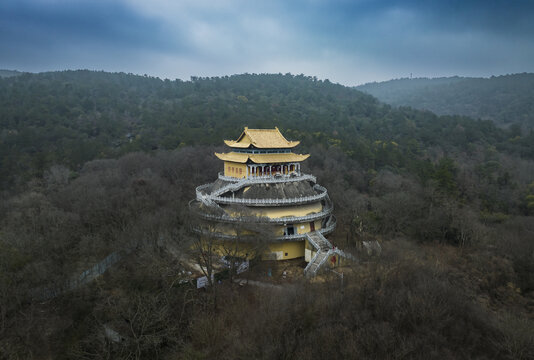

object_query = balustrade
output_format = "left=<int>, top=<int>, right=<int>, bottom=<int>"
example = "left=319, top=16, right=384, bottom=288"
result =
left=218, top=172, right=316, bottom=184
left=211, top=190, right=327, bottom=206
left=196, top=178, right=326, bottom=206
left=191, top=216, right=336, bottom=242
left=190, top=201, right=333, bottom=224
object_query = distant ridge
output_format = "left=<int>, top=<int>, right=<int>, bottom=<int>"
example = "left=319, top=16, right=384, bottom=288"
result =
left=356, top=73, right=534, bottom=129
left=0, top=69, right=23, bottom=78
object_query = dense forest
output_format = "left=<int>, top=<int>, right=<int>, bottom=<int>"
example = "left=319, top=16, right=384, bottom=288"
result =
left=357, top=73, right=534, bottom=129
left=1, top=71, right=533, bottom=192
left=1, top=71, right=533, bottom=359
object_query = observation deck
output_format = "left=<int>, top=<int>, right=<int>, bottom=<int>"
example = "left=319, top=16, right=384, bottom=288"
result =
left=195, top=173, right=327, bottom=207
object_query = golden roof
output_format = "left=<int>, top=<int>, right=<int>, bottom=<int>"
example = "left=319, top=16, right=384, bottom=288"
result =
left=224, top=127, right=300, bottom=149
left=215, top=152, right=310, bottom=164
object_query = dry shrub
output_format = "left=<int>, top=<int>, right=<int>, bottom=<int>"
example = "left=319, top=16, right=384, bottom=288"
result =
left=496, top=313, right=534, bottom=360
left=178, top=246, right=507, bottom=359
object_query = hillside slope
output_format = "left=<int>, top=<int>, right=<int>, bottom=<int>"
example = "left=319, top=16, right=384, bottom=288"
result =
left=0, top=71, right=532, bottom=191
left=1, top=71, right=533, bottom=359
left=357, top=74, right=534, bottom=128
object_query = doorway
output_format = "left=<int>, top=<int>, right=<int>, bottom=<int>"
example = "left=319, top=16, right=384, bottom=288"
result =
left=284, top=225, right=295, bottom=236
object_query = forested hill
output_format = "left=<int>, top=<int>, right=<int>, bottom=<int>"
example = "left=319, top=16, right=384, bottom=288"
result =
left=0, top=69, right=23, bottom=78
left=0, top=70, right=532, bottom=191
left=356, top=73, right=534, bottom=128
left=2, top=71, right=534, bottom=358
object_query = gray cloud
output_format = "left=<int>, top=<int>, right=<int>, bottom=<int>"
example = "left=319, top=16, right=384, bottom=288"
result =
left=1, top=0, right=533, bottom=84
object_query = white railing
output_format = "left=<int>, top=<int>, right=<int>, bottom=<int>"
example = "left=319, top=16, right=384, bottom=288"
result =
left=306, top=233, right=321, bottom=250
left=32, top=251, right=123, bottom=301
left=218, top=172, right=315, bottom=183
left=304, top=251, right=321, bottom=274
left=191, top=216, right=336, bottom=242
left=315, top=250, right=331, bottom=271
left=313, top=184, right=327, bottom=193
left=191, top=202, right=333, bottom=224
left=196, top=183, right=213, bottom=197
left=197, top=174, right=323, bottom=206
left=306, top=231, right=333, bottom=250
left=332, top=248, right=357, bottom=261
left=209, top=190, right=328, bottom=206
left=212, top=173, right=316, bottom=197
left=203, top=183, right=328, bottom=206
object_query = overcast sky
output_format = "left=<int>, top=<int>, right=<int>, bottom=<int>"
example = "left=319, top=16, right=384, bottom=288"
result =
left=1, top=0, right=533, bottom=85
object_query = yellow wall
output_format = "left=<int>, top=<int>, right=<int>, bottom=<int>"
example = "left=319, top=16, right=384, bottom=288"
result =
left=206, top=207, right=324, bottom=240
left=271, top=220, right=320, bottom=237
left=198, top=200, right=326, bottom=262
left=203, top=238, right=344, bottom=264
left=266, top=241, right=305, bottom=260
left=295, top=220, right=322, bottom=234
left=213, top=207, right=323, bottom=239
left=244, top=202, right=323, bottom=219
left=224, top=161, right=247, bottom=178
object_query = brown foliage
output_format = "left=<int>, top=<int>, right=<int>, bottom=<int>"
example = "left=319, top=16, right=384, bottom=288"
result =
left=1, top=145, right=534, bottom=359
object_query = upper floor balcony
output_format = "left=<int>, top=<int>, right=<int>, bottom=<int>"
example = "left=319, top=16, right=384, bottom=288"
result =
left=217, top=172, right=316, bottom=184
left=223, top=162, right=304, bottom=180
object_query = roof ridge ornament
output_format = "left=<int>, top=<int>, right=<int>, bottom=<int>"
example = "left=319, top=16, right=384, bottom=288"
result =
left=223, top=127, right=300, bottom=149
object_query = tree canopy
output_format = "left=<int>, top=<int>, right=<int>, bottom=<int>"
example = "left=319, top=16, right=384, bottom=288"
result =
left=1, top=71, right=532, bottom=192
left=357, top=73, right=534, bottom=129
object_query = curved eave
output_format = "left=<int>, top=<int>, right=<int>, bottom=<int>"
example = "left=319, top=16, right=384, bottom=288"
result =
left=215, top=152, right=310, bottom=164
left=224, top=140, right=250, bottom=148
left=215, top=152, right=249, bottom=163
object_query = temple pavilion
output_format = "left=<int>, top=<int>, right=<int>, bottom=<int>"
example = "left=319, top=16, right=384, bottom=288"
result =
left=215, top=127, right=308, bottom=178
left=191, top=127, right=350, bottom=276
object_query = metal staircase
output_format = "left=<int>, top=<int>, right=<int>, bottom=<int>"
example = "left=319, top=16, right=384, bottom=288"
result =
left=304, top=230, right=356, bottom=277
left=307, top=231, right=332, bottom=251
left=304, top=231, right=333, bottom=276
